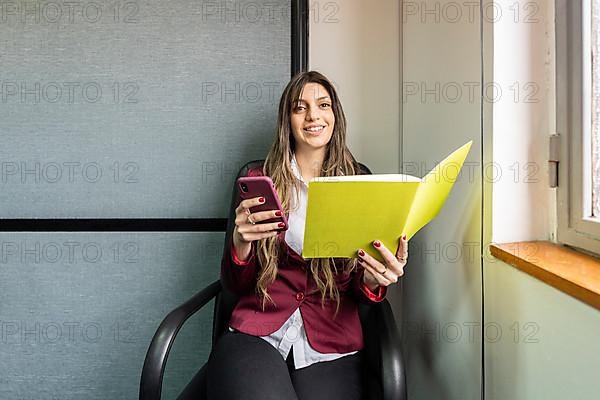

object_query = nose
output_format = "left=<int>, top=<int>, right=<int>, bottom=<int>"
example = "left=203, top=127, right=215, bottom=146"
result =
left=305, top=105, right=319, bottom=121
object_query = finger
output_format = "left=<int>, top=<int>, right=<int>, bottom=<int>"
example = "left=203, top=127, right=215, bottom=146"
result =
left=358, top=249, right=404, bottom=285
left=371, top=240, right=402, bottom=272
left=397, top=253, right=408, bottom=264
left=238, top=230, right=279, bottom=243
left=360, top=257, right=401, bottom=284
left=237, top=196, right=266, bottom=214
left=249, top=209, right=284, bottom=223
left=235, top=212, right=255, bottom=227
left=234, top=201, right=248, bottom=216
left=235, top=202, right=275, bottom=227
left=357, top=248, right=386, bottom=273
left=239, top=220, right=285, bottom=234
left=396, top=233, right=408, bottom=259
left=359, top=259, right=389, bottom=285
left=234, top=212, right=254, bottom=227
left=359, top=259, right=392, bottom=286
left=252, top=230, right=280, bottom=240
left=366, top=241, right=404, bottom=278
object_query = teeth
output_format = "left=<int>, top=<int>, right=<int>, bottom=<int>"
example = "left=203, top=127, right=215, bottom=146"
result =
left=305, top=126, right=324, bottom=132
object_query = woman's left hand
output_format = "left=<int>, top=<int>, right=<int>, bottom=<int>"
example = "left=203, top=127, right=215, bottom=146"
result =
left=358, top=234, right=409, bottom=291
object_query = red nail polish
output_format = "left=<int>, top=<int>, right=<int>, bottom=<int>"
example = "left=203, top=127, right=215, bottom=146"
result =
left=259, top=197, right=265, bottom=203
left=358, top=249, right=365, bottom=256
left=374, top=241, right=381, bottom=248
left=275, top=210, right=282, bottom=216
left=402, top=234, right=407, bottom=240
left=278, top=222, right=285, bottom=228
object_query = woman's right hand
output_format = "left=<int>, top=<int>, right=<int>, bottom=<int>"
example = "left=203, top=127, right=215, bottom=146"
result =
left=232, top=196, right=284, bottom=261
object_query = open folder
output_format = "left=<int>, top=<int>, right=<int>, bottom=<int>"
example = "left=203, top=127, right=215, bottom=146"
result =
left=301, top=141, right=473, bottom=261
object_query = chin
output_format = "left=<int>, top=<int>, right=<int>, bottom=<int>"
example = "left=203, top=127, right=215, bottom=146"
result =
left=308, top=140, right=332, bottom=150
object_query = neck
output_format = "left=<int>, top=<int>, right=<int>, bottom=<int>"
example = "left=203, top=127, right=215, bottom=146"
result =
left=294, top=149, right=326, bottom=182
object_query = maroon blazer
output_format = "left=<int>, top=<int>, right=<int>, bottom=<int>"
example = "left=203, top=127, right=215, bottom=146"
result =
left=221, top=165, right=387, bottom=354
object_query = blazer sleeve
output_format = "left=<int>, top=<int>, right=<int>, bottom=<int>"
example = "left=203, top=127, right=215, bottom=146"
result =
left=351, top=265, right=387, bottom=304
left=220, top=234, right=259, bottom=295
left=220, top=164, right=263, bottom=296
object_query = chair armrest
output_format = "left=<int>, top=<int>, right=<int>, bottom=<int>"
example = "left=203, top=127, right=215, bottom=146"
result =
left=361, top=299, right=407, bottom=400
left=139, top=280, right=222, bottom=400
left=377, top=300, right=407, bottom=400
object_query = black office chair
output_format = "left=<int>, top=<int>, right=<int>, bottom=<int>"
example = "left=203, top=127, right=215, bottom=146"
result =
left=139, top=160, right=407, bottom=400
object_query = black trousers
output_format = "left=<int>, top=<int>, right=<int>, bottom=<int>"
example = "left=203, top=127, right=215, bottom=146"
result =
left=205, top=330, right=364, bottom=400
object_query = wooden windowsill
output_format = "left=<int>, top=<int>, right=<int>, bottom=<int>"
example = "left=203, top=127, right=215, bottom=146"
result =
left=489, top=241, right=600, bottom=311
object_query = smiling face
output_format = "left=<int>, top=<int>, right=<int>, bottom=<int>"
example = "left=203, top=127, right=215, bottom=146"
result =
left=290, top=82, right=335, bottom=154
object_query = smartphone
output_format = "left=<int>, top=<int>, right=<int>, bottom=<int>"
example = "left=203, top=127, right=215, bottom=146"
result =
left=237, top=176, right=289, bottom=231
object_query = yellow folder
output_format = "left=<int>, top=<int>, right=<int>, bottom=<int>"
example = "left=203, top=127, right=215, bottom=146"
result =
left=301, top=141, right=473, bottom=261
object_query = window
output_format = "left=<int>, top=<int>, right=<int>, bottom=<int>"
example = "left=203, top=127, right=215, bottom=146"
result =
left=592, top=0, right=600, bottom=219
left=556, top=0, right=600, bottom=255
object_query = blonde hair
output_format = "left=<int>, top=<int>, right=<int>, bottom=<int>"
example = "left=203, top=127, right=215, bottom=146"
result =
left=255, top=71, right=363, bottom=318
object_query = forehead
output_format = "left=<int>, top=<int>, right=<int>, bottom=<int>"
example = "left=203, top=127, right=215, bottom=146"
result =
left=298, top=82, right=331, bottom=101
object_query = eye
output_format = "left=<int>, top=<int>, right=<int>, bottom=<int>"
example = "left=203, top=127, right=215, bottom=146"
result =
left=294, top=104, right=306, bottom=112
left=320, top=103, right=331, bottom=108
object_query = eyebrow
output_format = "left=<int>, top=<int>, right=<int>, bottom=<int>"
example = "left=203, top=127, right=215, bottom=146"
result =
left=296, top=96, right=331, bottom=103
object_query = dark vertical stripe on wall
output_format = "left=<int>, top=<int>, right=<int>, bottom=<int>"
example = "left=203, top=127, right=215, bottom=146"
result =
left=291, top=0, right=309, bottom=76
left=1, top=1, right=308, bottom=233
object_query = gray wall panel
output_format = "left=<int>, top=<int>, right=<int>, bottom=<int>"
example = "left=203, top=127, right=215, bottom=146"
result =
left=0, top=0, right=290, bottom=217
left=0, top=232, right=223, bottom=399
left=2, top=1, right=291, bottom=397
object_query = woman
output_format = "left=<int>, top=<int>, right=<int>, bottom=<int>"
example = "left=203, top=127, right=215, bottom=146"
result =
left=205, top=71, right=409, bottom=400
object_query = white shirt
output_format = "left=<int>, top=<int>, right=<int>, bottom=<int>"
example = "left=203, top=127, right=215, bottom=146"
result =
left=229, top=153, right=357, bottom=369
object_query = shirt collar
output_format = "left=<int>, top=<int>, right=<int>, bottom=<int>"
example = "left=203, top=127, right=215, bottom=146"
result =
left=290, top=153, right=308, bottom=187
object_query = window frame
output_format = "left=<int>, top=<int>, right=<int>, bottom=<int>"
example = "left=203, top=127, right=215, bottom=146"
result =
left=556, top=0, right=600, bottom=256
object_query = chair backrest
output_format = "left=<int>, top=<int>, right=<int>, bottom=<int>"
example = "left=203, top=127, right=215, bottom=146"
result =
left=211, top=159, right=373, bottom=346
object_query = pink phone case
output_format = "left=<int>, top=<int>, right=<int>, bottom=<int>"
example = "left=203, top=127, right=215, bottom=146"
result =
left=237, top=176, right=289, bottom=231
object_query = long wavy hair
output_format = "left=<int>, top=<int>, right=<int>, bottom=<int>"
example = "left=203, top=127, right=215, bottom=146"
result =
left=256, top=71, right=362, bottom=317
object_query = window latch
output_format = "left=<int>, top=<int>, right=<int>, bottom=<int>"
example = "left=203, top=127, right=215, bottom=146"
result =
left=549, top=134, right=560, bottom=188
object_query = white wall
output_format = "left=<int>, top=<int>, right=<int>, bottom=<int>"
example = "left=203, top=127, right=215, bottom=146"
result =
left=308, top=0, right=401, bottom=174
left=490, top=0, right=555, bottom=243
